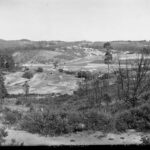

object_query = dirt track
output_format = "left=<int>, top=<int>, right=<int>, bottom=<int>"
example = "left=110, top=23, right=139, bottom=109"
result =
left=4, top=129, right=143, bottom=145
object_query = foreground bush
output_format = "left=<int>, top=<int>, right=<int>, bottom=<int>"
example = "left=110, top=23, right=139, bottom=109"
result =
left=22, top=71, right=33, bottom=79
left=0, top=127, right=8, bottom=145
left=141, top=136, right=150, bottom=145
left=3, top=109, right=22, bottom=124
left=115, top=103, right=150, bottom=132
left=83, top=109, right=112, bottom=131
left=109, top=101, right=131, bottom=114
left=20, top=108, right=112, bottom=136
left=20, top=110, right=72, bottom=136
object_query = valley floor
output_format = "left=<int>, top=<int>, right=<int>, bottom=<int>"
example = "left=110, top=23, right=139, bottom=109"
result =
left=2, top=52, right=150, bottom=145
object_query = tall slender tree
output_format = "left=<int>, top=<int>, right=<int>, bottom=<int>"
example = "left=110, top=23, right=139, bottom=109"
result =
left=103, top=42, right=113, bottom=92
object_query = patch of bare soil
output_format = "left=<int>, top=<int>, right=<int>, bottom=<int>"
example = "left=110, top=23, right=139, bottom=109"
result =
left=4, top=71, right=80, bottom=95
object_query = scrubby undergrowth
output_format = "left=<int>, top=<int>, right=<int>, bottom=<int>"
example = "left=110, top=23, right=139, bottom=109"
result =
left=20, top=108, right=112, bottom=136
left=115, top=103, right=150, bottom=132
left=2, top=50, right=150, bottom=137
left=4, top=81, right=149, bottom=137
left=13, top=90, right=150, bottom=137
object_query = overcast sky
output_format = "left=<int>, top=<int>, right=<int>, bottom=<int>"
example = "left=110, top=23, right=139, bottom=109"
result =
left=0, top=0, right=150, bottom=41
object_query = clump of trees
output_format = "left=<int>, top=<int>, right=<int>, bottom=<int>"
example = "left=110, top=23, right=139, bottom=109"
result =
left=36, top=67, right=43, bottom=73
left=115, top=103, right=150, bottom=132
left=0, top=127, right=8, bottom=145
left=77, top=71, right=93, bottom=80
left=0, top=71, right=8, bottom=99
left=77, top=44, right=150, bottom=109
left=115, top=52, right=150, bottom=107
left=0, top=54, right=15, bottom=71
left=22, top=71, right=33, bottom=79
left=103, top=42, right=112, bottom=50
left=141, top=47, right=150, bottom=55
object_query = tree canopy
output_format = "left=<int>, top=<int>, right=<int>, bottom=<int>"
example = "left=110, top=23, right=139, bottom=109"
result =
left=103, top=42, right=112, bottom=50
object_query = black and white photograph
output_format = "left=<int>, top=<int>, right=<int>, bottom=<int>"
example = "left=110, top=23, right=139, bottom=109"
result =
left=0, top=0, right=150, bottom=146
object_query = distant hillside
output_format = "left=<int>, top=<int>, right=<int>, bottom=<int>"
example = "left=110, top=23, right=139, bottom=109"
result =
left=86, top=41, right=150, bottom=52
left=12, top=47, right=104, bottom=65
left=0, top=39, right=150, bottom=65
left=0, top=39, right=150, bottom=55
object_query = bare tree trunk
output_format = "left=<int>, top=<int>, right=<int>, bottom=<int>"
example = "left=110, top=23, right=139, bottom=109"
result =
left=115, top=51, right=150, bottom=107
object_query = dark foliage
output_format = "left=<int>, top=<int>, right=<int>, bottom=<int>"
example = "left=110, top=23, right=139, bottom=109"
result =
left=36, top=67, right=43, bottom=73
left=0, top=127, right=8, bottom=145
left=22, top=71, right=33, bottom=79
left=3, top=109, right=22, bottom=124
left=115, top=103, right=150, bottom=132
left=0, top=54, right=15, bottom=71
left=0, top=71, right=8, bottom=98
left=103, top=42, right=112, bottom=50
left=77, top=71, right=93, bottom=80
left=58, top=68, right=63, bottom=73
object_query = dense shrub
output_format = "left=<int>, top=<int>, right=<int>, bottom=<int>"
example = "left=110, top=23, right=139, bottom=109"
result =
left=100, top=73, right=109, bottom=80
left=109, top=101, right=131, bottom=114
left=22, top=71, right=33, bottom=79
left=0, top=54, right=15, bottom=71
left=77, top=71, right=93, bottom=80
left=141, top=136, right=150, bottom=145
left=67, top=111, right=85, bottom=130
left=21, top=110, right=73, bottom=136
left=139, top=91, right=150, bottom=102
left=3, top=110, right=22, bottom=124
left=58, top=68, right=63, bottom=73
left=15, top=99, right=22, bottom=105
left=36, top=67, right=43, bottom=73
left=0, top=71, right=8, bottom=98
left=63, top=70, right=76, bottom=75
left=102, top=94, right=112, bottom=105
left=115, top=103, right=150, bottom=132
left=83, top=109, right=112, bottom=131
left=115, top=110, right=133, bottom=132
left=15, top=96, right=27, bottom=105
left=20, top=107, right=112, bottom=136
left=0, top=127, right=8, bottom=145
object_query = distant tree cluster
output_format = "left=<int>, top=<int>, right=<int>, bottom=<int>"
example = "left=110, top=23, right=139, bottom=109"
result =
left=83, top=41, right=150, bottom=53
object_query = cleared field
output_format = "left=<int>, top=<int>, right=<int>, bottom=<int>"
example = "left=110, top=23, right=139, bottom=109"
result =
left=6, top=51, right=142, bottom=95
left=4, top=71, right=80, bottom=95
